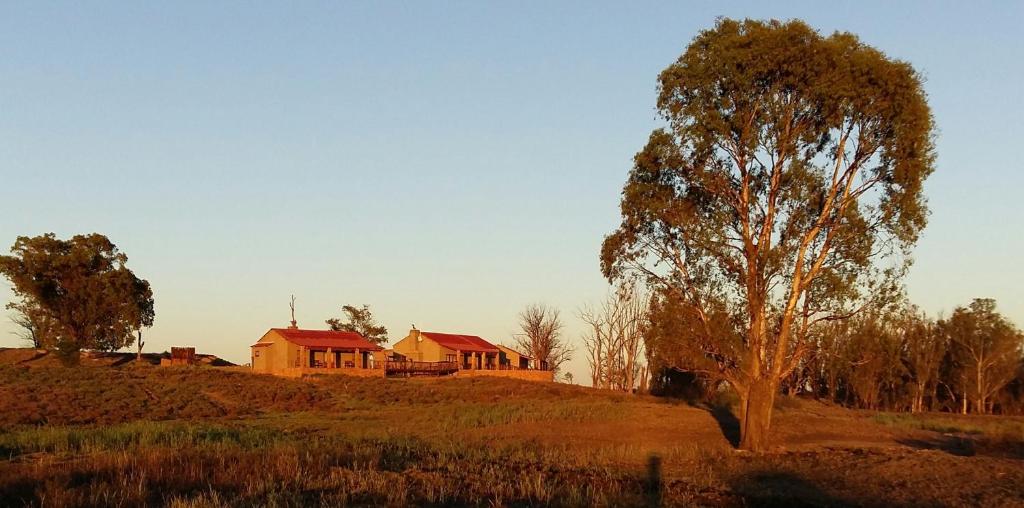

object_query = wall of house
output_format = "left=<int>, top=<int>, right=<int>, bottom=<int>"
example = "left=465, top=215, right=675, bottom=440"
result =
left=252, top=346, right=270, bottom=371
left=392, top=331, right=456, bottom=362
left=496, top=346, right=520, bottom=367
left=251, top=331, right=282, bottom=373
left=250, top=330, right=304, bottom=374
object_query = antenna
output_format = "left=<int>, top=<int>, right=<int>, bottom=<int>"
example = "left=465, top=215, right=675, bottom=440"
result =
left=289, top=295, right=298, bottom=328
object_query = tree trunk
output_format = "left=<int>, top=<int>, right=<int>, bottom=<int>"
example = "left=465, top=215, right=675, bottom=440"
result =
left=976, top=363, right=985, bottom=415
left=739, top=378, right=774, bottom=451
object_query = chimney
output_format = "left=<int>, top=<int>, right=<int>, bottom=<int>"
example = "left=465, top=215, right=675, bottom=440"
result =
left=410, top=327, right=421, bottom=350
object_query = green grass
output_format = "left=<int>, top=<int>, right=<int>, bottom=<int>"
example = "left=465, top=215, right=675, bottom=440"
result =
left=0, top=421, right=284, bottom=457
left=872, top=412, right=1024, bottom=437
left=436, top=401, right=629, bottom=430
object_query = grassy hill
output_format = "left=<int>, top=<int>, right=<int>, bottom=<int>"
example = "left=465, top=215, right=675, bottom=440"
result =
left=1, top=360, right=1022, bottom=507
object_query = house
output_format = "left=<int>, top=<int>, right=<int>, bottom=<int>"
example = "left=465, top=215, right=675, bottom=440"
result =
left=250, top=326, right=385, bottom=377
left=391, top=329, right=500, bottom=369
left=390, top=328, right=554, bottom=381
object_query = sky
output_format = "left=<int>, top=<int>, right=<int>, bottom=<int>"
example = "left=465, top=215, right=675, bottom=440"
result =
left=1, top=1, right=1022, bottom=383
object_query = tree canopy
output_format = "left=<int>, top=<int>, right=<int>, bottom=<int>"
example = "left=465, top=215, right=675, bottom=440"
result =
left=0, top=233, right=155, bottom=364
left=326, top=304, right=389, bottom=346
left=942, top=299, right=1023, bottom=414
left=601, top=18, right=935, bottom=450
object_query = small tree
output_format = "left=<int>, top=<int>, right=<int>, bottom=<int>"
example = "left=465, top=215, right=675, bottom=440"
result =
left=0, top=233, right=155, bottom=365
left=943, top=299, right=1023, bottom=414
left=843, top=312, right=904, bottom=410
left=901, top=308, right=944, bottom=413
left=601, top=19, right=934, bottom=450
left=515, top=304, right=573, bottom=374
left=326, top=304, right=389, bottom=346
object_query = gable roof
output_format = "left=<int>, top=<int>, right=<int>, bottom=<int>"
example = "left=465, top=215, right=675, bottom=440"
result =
left=263, top=328, right=383, bottom=350
left=421, top=332, right=499, bottom=353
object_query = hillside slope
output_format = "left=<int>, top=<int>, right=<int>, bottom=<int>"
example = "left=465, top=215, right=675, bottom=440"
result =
left=0, top=364, right=1022, bottom=507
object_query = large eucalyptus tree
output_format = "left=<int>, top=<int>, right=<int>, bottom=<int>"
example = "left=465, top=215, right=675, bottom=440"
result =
left=601, top=19, right=934, bottom=451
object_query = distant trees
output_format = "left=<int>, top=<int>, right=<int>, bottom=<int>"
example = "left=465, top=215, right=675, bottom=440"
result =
left=515, top=304, right=573, bottom=375
left=580, top=285, right=649, bottom=392
left=0, top=234, right=155, bottom=365
left=943, top=299, right=1023, bottom=415
left=600, top=19, right=935, bottom=450
left=770, top=298, right=1024, bottom=415
left=903, top=309, right=945, bottom=413
left=326, top=304, right=389, bottom=346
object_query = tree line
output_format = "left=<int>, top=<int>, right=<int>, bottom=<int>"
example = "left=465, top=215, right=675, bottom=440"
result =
left=644, top=295, right=1024, bottom=416
left=576, top=285, right=1024, bottom=419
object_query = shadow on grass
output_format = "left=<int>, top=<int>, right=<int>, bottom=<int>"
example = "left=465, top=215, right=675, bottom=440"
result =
left=708, top=405, right=741, bottom=448
left=896, top=436, right=975, bottom=457
left=729, top=470, right=861, bottom=507
left=645, top=454, right=662, bottom=507
left=15, top=350, right=49, bottom=365
left=898, top=434, right=1024, bottom=460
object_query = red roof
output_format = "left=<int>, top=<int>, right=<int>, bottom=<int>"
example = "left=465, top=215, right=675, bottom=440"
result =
left=267, top=328, right=383, bottom=350
left=421, top=332, right=499, bottom=353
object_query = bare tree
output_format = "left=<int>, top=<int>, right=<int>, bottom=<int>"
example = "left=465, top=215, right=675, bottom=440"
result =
left=135, top=329, right=146, bottom=363
left=581, top=309, right=605, bottom=387
left=10, top=305, right=41, bottom=348
left=579, top=285, right=650, bottom=392
left=8, top=299, right=58, bottom=349
left=515, top=304, right=572, bottom=375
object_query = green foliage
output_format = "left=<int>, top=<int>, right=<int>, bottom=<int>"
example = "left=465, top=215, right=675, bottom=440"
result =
left=0, top=233, right=155, bottom=364
left=326, top=304, right=388, bottom=345
left=940, top=299, right=1024, bottom=414
left=600, top=18, right=935, bottom=449
left=795, top=298, right=1024, bottom=415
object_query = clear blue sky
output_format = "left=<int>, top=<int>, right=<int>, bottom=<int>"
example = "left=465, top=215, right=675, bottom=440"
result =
left=1, top=2, right=1022, bottom=382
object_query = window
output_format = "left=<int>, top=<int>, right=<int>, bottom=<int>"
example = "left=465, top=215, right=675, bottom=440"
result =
left=255, top=351, right=260, bottom=357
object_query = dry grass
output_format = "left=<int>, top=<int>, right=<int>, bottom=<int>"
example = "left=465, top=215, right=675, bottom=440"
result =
left=1, top=361, right=1023, bottom=507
